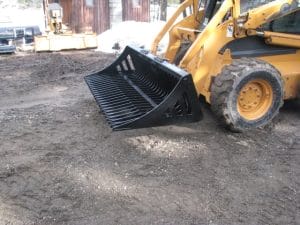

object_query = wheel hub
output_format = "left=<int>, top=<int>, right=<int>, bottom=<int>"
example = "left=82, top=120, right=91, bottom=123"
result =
left=237, top=79, right=273, bottom=121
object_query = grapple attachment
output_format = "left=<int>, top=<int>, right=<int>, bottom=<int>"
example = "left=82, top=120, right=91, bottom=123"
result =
left=84, top=46, right=202, bottom=130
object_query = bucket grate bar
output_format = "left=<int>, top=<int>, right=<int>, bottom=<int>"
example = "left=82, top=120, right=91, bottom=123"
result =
left=85, top=70, right=159, bottom=128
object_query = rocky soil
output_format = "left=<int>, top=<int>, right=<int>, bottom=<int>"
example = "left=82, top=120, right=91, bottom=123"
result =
left=0, top=51, right=299, bottom=225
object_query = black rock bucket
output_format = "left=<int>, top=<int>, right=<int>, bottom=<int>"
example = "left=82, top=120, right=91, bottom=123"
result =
left=85, top=46, right=202, bottom=130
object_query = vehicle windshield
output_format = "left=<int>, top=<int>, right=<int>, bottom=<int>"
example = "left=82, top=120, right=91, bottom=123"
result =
left=240, top=0, right=277, bottom=13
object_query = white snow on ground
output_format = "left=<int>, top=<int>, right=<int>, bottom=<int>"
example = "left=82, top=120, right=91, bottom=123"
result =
left=0, top=1, right=44, bottom=31
left=0, top=1, right=179, bottom=53
left=97, top=3, right=183, bottom=54
left=0, top=8, right=45, bottom=30
left=97, top=20, right=169, bottom=54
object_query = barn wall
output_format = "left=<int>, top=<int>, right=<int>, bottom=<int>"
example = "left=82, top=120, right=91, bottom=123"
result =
left=59, top=0, right=72, bottom=25
left=48, top=0, right=150, bottom=34
left=71, top=0, right=94, bottom=33
left=122, top=0, right=150, bottom=22
left=69, top=0, right=110, bottom=33
left=94, top=0, right=110, bottom=34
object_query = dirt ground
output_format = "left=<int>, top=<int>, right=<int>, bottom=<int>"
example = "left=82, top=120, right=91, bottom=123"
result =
left=0, top=51, right=299, bottom=225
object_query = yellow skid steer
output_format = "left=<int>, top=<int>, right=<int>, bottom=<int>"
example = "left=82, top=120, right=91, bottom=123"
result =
left=85, top=0, right=300, bottom=131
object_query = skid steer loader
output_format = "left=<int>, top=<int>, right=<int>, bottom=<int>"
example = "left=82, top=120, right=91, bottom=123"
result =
left=85, top=0, right=300, bottom=131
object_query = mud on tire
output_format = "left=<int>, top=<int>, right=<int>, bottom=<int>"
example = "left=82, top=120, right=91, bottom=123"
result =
left=210, top=58, right=284, bottom=132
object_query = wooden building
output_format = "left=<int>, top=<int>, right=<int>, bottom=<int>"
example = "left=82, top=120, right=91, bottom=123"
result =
left=122, top=0, right=150, bottom=22
left=50, top=0, right=150, bottom=34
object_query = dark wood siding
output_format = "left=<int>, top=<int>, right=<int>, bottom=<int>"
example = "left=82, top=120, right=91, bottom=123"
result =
left=49, top=0, right=149, bottom=34
left=93, top=0, right=110, bottom=34
left=56, top=0, right=109, bottom=34
left=122, top=0, right=150, bottom=22
left=71, top=0, right=94, bottom=33
left=59, top=0, right=72, bottom=25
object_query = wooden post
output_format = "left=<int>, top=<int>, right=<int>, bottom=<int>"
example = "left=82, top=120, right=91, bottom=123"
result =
left=94, top=0, right=110, bottom=34
left=160, top=0, right=167, bottom=21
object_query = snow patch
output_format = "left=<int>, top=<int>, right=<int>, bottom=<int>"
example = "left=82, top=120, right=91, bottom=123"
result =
left=97, top=21, right=169, bottom=54
left=0, top=5, right=44, bottom=31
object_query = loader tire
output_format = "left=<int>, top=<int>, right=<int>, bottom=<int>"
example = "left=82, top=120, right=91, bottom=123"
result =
left=210, top=58, right=284, bottom=132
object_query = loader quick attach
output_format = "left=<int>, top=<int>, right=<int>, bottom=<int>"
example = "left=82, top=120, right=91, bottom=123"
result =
left=85, top=46, right=202, bottom=130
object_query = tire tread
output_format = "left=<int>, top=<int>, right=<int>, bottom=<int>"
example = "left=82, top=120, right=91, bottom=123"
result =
left=211, top=58, right=284, bottom=132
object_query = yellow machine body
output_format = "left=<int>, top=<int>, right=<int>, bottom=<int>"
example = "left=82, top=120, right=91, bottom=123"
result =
left=151, top=0, right=300, bottom=102
left=34, top=33, right=98, bottom=52
left=85, top=0, right=299, bottom=131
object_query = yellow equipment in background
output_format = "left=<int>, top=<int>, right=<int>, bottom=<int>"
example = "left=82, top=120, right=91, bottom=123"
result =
left=35, top=0, right=97, bottom=52
left=85, top=0, right=300, bottom=132
left=45, top=2, right=63, bottom=34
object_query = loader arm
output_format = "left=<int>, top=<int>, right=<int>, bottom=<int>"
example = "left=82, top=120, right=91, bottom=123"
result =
left=249, top=30, right=300, bottom=48
left=151, top=0, right=199, bottom=55
left=178, top=0, right=297, bottom=100
left=179, top=0, right=296, bottom=67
